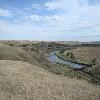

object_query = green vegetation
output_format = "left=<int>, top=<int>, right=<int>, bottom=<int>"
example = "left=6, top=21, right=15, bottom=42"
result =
left=55, top=50, right=93, bottom=65
left=55, top=51, right=76, bottom=62
left=91, top=59, right=97, bottom=65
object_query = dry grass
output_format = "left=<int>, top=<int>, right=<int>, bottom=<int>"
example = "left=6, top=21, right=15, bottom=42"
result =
left=70, top=47, right=100, bottom=80
left=71, top=47, right=100, bottom=62
left=0, top=60, right=100, bottom=100
left=0, top=44, right=46, bottom=66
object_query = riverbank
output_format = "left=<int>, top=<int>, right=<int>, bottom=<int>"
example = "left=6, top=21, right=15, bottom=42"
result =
left=55, top=51, right=92, bottom=67
left=47, top=52, right=100, bottom=84
left=53, top=49, right=100, bottom=84
left=48, top=52, right=86, bottom=69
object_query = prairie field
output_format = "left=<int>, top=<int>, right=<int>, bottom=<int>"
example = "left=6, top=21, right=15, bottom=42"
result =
left=71, top=47, right=100, bottom=62
left=0, top=41, right=100, bottom=100
left=0, top=60, right=100, bottom=100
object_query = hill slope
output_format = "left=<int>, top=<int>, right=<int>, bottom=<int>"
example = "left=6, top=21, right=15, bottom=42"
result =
left=71, top=47, right=100, bottom=61
left=0, top=60, right=100, bottom=100
left=0, top=44, right=46, bottom=65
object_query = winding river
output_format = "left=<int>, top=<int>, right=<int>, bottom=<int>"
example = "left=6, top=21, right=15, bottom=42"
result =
left=47, top=52, right=85, bottom=69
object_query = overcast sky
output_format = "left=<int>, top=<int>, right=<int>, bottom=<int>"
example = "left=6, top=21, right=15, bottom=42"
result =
left=0, top=0, right=100, bottom=41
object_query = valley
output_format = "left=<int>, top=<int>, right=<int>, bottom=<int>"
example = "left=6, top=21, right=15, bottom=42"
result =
left=0, top=40, right=100, bottom=100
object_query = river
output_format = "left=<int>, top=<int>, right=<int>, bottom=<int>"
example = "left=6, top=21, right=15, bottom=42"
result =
left=47, top=52, right=85, bottom=69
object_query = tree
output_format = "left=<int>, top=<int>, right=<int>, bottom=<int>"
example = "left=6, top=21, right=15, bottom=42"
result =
left=66, top=52, right=75, bottom=60
left=59, top=50, right=64, bottom=53
left=92, top=59, right=97, bottom=65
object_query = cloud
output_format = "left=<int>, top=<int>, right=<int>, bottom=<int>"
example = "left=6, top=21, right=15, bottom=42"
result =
left=0, top=0, right=100, bottom=41
left=25, top=15, right=42, bottom=22
left=31, top=4, right=42, bottom=9
left=44, top=2, right=64, bottom=10
left=51, top=0, right=100, bottom=32
left=0, top=8, right=12, bottom=17
left=24, top=14, right=60, bottom=24
left=43, top=15, right=60, bottom=22
left=87, top=0, right=100, bottom=5
left=26, top=1, right=64, bottom=11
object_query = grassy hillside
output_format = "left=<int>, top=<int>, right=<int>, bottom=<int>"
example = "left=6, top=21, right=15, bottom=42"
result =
left=0, top=44, right=100, bottom=83
left=0, top=42, right=100, bottom=100
left=71, top=47, right=100, bottom=79
left=0, top=44, right=47, bottom=65
left=0, top=60, right=100, bottom=100
left=70, top=47, right=100, bottom=63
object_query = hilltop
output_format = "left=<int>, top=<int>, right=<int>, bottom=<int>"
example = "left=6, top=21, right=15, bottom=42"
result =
left=0, top=60, right=99, bottom=100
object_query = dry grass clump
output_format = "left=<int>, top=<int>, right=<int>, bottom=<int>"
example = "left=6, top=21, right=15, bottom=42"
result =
left=0, top=60, right=100, bottom=100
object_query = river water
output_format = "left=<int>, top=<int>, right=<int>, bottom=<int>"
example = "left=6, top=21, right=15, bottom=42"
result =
left=47, top=52, right=85, bottom=69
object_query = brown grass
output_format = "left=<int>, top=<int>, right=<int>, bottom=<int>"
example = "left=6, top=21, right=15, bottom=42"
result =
left=71, top=47, right=100, bottom=62
left=0, top=60, right=100, bottom=100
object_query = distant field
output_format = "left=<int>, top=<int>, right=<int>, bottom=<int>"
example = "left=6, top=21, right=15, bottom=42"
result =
left=71, top=47, right=100, bottom=63
left=56, top=46, right=100, bottom=65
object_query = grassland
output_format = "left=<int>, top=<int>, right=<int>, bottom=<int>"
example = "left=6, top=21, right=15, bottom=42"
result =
left=0, top=60, right=100, bottom=100
left=55, top=47, right=100, bottom=82
left=0, top=43, right=97, bottom=83
left=0, top=41, right=100, bottom=100
left=70, top=47, right=100, bottom=63
left=70, top=47, right=100, bottom=80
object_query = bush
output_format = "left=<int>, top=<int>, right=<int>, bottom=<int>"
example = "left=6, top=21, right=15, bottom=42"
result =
left=59, top=50, right=64, bottom=53
left=91, top=59, right=97, bottom=65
